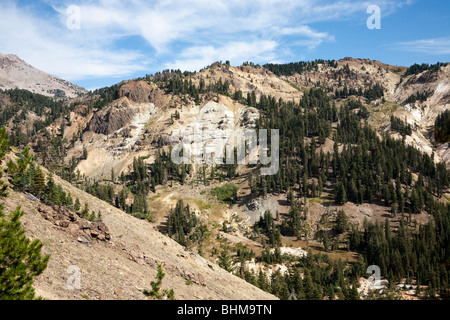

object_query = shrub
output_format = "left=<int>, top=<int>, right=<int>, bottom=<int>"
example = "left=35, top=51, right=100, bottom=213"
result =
left=211, top=183, right=238, bottom=204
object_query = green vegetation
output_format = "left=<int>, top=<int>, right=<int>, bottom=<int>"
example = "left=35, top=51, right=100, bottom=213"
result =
left=240, top=82, right=449, bottom=299
left=0, top=89, right=66, bottom=130
left=7, top=147, right=73, bottom=207
left=263, top=60, right=338, bottom=76
left=402, top=62, right=448, bottom=79
left=0, top=127, right=50, bottom=300
left=153, top=72, right=230, bottom=104
left=333, top=210, right=349, bottom=234
left=286, top=81, right=301, bottom=91
left=334, top=83, right=384, bottom=101
left=2, top=59, right=449, bottom=300
left=349, top=212, right=450, bottom=298
left=167, top=200, right=196, bottom=246
left=90, top=83, right=121, bottom=110
left=254, top=210, right=282, bottom=248
left=237, top=249, right=362, bottom=300
left=435, top=110, right=450, bottom=143
left=166, top=199, right=208, bottom=248
left=143, top=264, right=174, bottom=300
left=218, top=246, right=234, bottom=272
left=405, top=90, right=433, bottom=104
left=211, top=183, right=238, bottom=204
left=390, top=115, right=412, bottom=137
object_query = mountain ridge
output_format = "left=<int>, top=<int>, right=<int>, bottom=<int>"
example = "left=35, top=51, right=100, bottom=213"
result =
left=1, top=55, right=449, bottom=300
left=0, top=52, right=86, bottom=98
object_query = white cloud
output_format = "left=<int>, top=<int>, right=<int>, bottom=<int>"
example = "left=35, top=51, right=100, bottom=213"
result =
left=395, top=38, right=450, bottom=55
left=0, top=0, right=413, bottom=82
left=0, top=2, right=148, bottom=81
left=165, top=40, right=278, bottom=71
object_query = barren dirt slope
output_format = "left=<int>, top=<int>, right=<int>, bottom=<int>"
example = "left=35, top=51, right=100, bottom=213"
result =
left=1, top=167, right=276, bottom=300
left=0, top=53, right=86, bottom=98
left=392, top=64, right=450, bottom=166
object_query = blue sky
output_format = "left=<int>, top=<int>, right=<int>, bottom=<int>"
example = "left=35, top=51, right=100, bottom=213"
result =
left=0, top=0, right=449, bottom=90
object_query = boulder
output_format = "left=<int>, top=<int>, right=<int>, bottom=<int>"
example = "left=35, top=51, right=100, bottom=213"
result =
left=58, top=220, right=70, bottom=228
left=77, top=234, right=91, bottom=244
left=68, top=223, right=79, bottom=237
left=79, top=220, right=91, bottom=230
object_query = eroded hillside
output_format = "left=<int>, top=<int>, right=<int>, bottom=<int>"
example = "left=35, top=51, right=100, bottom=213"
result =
left=2, top=57, right=449, bottom=300
left=0, top=53, right=86, bottom=98
left=0, top=154, right=276, bottom=300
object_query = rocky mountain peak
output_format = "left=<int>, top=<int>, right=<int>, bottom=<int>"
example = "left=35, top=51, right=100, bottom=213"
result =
left=0, top=52, right=87, bottom=98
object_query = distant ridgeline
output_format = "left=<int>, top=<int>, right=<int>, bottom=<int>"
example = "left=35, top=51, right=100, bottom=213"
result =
left=401, top=62, right=448, bottom=80
left=263, top=59, right=338, bottom=76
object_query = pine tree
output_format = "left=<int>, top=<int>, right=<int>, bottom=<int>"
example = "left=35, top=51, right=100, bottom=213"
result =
left=323, top=232, right=330, bottom=252
left=347, top=281, right=360, bottom=300
left=0, top=127, right=49, bottom=299
left=33, top=166, right=45, bottom=197
left=45, top=173, right=56, bottom=203
left=74, top=198, right=81, bottom=212
left=7, top=147, right=33, bottom=189
left=0, top=208, right=50, bottom=299
left=89, top=211, right=96, bottom=222
left=82, top=146, right=88, bottom=160
left=335, top=181, right=347, bottom=205
left=287, top=188, right=294, bottom=205
left=143, top=264, right=175, bottom=300
left=150, top=177, right=156, bottom=193
left=257, top=269, right=270, bottom=292
left=218, top=247, right=233, bottom=272
left=334, top=210, right=349, bottom=234
left=81, top=203, right=89, bottom=219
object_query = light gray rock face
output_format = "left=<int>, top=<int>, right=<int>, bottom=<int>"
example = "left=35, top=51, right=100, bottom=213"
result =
left=245, top=198, right=278, bottom=224
left=171, top=101, right=260, bottom=165
left=239, top=107, right=259, bottom=128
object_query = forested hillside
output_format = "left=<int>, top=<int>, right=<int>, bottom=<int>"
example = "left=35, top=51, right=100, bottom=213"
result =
left=1, top=58, right=449, bottom=300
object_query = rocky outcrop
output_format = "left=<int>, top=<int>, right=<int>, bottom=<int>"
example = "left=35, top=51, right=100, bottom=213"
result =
left=119, top=80, right=169, bottom=106
left=167, top=264, right=207, bottom=287
left=37, top=204, right=111, bottom=243
left=116, top=241, right=207, bottom=286
left=240, top=107, right=259, bottom=128
left=86, top=80, right=166, bottom=136
left=119, top=81, right=153, bottom=103
left=117, top=242, right=158, bottom=266
left=88, top=102, right=137, bottom=135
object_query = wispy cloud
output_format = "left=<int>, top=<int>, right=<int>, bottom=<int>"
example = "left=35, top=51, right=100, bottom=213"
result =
left=165, top=40, right=278, bottom=71
left=0, top=0, right=414, bottom=82
left=0, top=2, right=148, bottom=81
left=394, top=38, right=450, bottom=55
